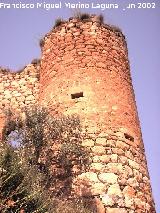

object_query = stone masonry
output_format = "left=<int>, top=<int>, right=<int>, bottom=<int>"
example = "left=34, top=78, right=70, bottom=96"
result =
left=0, top=15, right=156, bottom=212
left=0, top=64, right=40, bottom=137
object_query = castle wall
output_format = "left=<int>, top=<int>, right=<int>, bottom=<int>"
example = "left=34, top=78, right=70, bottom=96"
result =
left=39, top=16, right=155, bottom=212
left=0, top=64, right=40, bottom=136
left=0, top=15, right=155, bottom=213
left=39, top=18, right=141, bottom=145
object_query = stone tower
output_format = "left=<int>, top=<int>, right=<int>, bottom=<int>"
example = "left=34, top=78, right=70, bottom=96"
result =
left=0, top=15, right=155, bottom=212
left=39, top=15, right=155, bottom=212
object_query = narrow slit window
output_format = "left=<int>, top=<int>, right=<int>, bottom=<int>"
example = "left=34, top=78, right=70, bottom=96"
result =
left=71, top=92, right=83, bottom=99
left=124, top=133, right=134, bottom=142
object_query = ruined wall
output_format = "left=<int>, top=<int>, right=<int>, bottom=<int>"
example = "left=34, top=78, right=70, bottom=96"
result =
left=39, top=16, right=155, bottom=213
left=0, top=64, right=40, bottom=136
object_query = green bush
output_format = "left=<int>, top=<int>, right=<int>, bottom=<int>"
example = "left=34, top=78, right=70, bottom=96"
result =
left=1, top=106, right=91, bottom=212
left=0, top=142, right=52, bottom=213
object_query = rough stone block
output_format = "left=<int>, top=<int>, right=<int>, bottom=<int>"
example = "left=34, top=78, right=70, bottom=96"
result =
left=82, top=139, right=95, bottom=147
left=96, top=137, right=107, bottom=146
left=98, top=173, right=118, bottom=184
left=107, top=184, right=122, bottom=197
left=90, top=163, right=105, bottom=172
left=106, top=208, right=127, bottom=213
left=91, top=146, right=106, bottom=155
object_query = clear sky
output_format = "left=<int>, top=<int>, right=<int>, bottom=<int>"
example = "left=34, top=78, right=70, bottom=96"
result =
left=0, top=0, right=160, bottom=211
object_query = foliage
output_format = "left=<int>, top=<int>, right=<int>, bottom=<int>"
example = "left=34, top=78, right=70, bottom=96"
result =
left=53, top=199, right=92, bottom=213
left=0, top=106, right=91, bottom=212
left=39, top=38, right=45, bottom=48
left=0, top=142, right=52, bottom=213
left=54, top=18, right=64, bottom=27
left=103, top=24, right=123, bottom=37
left=74, top=12, right=103, bottom=24
left=31, top=58, right=41, bottom=65
left=75, top=12, right=91, bottom=21
left=97, top=14, right=104, bottom=24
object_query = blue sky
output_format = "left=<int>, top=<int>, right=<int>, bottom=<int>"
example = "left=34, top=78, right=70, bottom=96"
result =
left=0, top=0, right=160, bottom=211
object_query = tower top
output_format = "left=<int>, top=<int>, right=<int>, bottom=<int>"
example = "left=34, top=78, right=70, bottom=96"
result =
left=40, top=14, right=126, bottom=49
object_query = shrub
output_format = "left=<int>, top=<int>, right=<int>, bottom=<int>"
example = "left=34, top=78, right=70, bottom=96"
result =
left=54, top=199, right=92, bottom=213
left=54, top=18, right=64, bottom=27
left=74, top=12, right=91, bottom=22
left=0, top=67, right=11, bottom=73
left=0, top=142, right=53, bottom=213
left=39, top=38, right=45, bottom=48
left=1, top=106, right=90, bottom=209
left=104, top=24, right=123, bottom=37
left=97, top=14, right=104, bottom=24
left=31, top=58, right=41, bottom=65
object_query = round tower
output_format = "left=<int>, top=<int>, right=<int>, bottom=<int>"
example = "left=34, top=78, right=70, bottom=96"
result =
left=39, top=15, right=155, bottom=213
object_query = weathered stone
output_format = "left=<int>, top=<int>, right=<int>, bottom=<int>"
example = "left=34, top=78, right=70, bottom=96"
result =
left=98, top=173, right=118, bottom=184
left=107, top=184, right=122, bottom=197
left=124, top=196, right=135, bottom=209
left=82, top=139, right=94, bottom=147
left=105, top=163, right=123, bottom=174
left=95, top=137, right=107, bottom=146
left=98, top=132, right=108, bottom=137
left=124, top=165, right=133, bottom=176
left=97, top=38, right=104, bottom=44
left=92, top=156, right=101, bottom=163
left=123, top=186, right=135, bottom=197
left=128, top=159, right=140, bottom=170
left=67, top=23, right=75, bottom=28
left=118, top=156, right=128, bottom=164
left=91, top=146, right=106, bottom=155
left=77, top=172, right=99, bottom=183
left=127, top=178, right=139, bottom=188
left=11, top=81, right=19, bottom=87
left=91, top=182, right=106, bottom=195
left=4, top=93, right=12, bottom=99
left=110, top=154, right=118, bottom=162
left=134, top=198, right=146, bottom=209
left=101, top=194, right=115, bottom=206
left=90, top=163, right=105, bottom=172
left=106, top=139, right=116, bottom=147
left=100, top=155, right=110, bottom=163
left=97, top=62, right=107, bottom=68
left=123, top=186, right=135, bottom=208
left=116, top=140, right=130, bottom=150
left=106, top=208, right=127, bottom=213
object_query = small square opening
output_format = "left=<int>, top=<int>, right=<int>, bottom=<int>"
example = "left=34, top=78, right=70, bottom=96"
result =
left=71, top=92, right=83, bottom=99
left=124, top=133, right=134, bottom=142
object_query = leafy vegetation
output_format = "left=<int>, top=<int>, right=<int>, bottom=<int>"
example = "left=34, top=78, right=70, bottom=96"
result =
left=0, top=106, right=92, bottom=212
left=74, top=12, right=91, bottom=22
left=54, top=18, right=64, bottom=27
left=97, top=14, right=104, bottom=24
left=31, top=59, right=41, bottom=66
left=39, top=38, right=45, bottom=48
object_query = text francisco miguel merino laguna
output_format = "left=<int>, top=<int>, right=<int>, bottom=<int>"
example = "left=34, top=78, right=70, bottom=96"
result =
left=0, top=2, right=119, bottom=10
